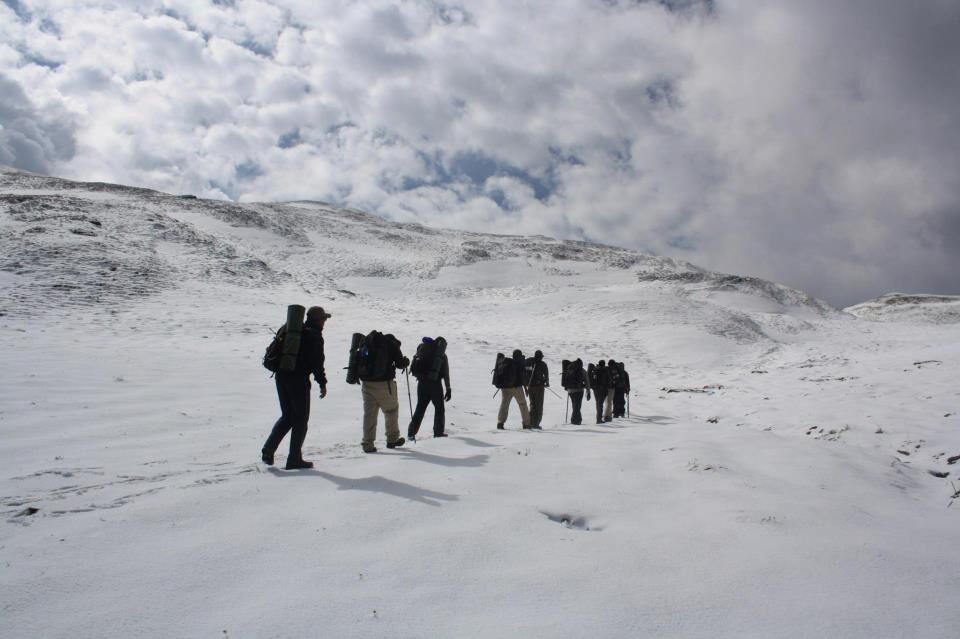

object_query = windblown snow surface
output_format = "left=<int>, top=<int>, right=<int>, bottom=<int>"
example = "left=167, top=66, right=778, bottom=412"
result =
left=2, top=167, right=958, bottom=638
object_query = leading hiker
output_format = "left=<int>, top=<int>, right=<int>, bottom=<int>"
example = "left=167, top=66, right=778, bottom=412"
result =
left=261, top=305, right=330, bottom=470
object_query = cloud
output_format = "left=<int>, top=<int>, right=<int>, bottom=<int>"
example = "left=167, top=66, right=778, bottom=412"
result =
left=2, top=0, right=959, bottom=305
left=0, top=72, right=76, bottom=173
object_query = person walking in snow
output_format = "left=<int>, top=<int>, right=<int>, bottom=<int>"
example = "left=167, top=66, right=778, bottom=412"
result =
left=525, top=350, right=550, bottom=429
left=358, top=333, right=409, bottom=453
left=262, top=306, right=330, bottom=470
left=605, top=359, right=620, bottom=422
left=408, top=336, right=452, bottom=441
left=562, top=358, right=590, bottom=425
left=590, top=360, right=611, bottom=424
left=497, top=349, right=533, bottom=430
left=612, top=361, right=630, bottom=418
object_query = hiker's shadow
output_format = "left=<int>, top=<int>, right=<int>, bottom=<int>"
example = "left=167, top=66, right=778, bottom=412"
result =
left=396, top=448, right=489, bottom=468
left=315, top=471, right=458, bottom=507
left=454, top=436, right=500, bottom=448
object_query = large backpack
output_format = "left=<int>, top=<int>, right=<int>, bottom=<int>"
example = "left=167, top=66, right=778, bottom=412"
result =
left=410, top=341, right=435, bottom=378
left=561, top=359, right=581, bottom=389
left=492, top=353, right=512, bottom=388
left=588, top=363, right=601, bottom=389
left=347, top=330, right=397, bottom=384
left=262, top=304, right=305, bottom=374
left=608, top=363, right=621, bottom=388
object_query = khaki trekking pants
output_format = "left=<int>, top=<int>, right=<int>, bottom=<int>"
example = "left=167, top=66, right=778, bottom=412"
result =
left=361, top=380, right=402, bottom=444
left=604, top=388, right=614, bottom=419
left=497, top=387, right=530, bottom=427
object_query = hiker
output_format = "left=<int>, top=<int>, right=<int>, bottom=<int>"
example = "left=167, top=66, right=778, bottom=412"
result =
left=408, top=336, right=452, bottom=441
left=525, top=350, right=550, bottom=429
left=613, top=361, right=631, bottom=418
left=561, top=358, right=590, bottom=425
left=605, top=359, right=620, bottom=422
left=262, top=306, right=330, bottom=470
left=495, top=349, right=532, bottom=430
left=589, top=360, right=611, bottom=424
left=356, top=332, right=409, bottom=453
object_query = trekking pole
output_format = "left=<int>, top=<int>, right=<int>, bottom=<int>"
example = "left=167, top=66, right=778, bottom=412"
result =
left=627, top=393, right=630, bottom=418
left=546, top=386, right=563, bottom=399
left=492, top=388, right=500, bottom=399
left=405, top=369, right=413, bottom=417
left=565, top=395, right=569, bottom=424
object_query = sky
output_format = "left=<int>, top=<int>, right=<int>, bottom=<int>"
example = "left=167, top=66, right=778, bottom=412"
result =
left=1, top=0, right=959, bottom=307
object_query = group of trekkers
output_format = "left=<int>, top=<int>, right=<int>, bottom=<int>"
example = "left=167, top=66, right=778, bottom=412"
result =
left=259, top=305, right=629, bottom=470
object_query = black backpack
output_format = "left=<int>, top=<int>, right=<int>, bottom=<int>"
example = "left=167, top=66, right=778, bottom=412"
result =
left=348, top=330, right=398, bottom=383
left=608, top=364, right=621, bottom=388
left=561, top=359, right=582, bottom=389
left=525, top=358, right=548, bottom=386
left=262, top=326, right=287, bottom=373
left=492, top=353, right=512, bottom=388
left=410, top=341, right=435, bottom=377
left=588, top=363, right=601, bottom=389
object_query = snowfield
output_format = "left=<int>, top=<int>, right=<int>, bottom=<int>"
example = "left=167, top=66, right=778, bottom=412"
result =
left=2, top=167, right=958, bottom=638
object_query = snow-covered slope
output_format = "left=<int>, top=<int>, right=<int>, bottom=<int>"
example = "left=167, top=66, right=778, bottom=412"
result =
left=2, top=167, right=958, bottom=638
left=845, top=292, right=960, bottom=323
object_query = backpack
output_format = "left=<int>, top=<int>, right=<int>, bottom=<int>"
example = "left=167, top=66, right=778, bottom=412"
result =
left=410, top=341, right=435, bottom=378
left=347, top=330, right=398, bottom=384
left=608, top=364, right=621, bottom=388
left=588, top=363, right=601, bottom=389
left=492, top=353, right=511, bottom=388
left=427, top=337, right=447, bottom=382
left=262, top=304, right=305, bottom=374
left=561, top=359, right=581, bottom=389
left=262, top=326, right=287, bottom=373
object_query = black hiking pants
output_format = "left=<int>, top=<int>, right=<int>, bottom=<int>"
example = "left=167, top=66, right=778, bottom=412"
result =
left=594, top=388, right=608, bottom=424
left=613, top=388, right=627, bottom=417
left=528, top=386, right=545, bottom=427
left=409, top=378, right=445, bottom=437
left=264, top=374, right=311, bottom=461
left=568, top=391, right=584, bottom=425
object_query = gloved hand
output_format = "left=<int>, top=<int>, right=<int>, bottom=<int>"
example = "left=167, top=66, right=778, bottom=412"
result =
left=444, top=387, right=452, bottom=402
left=399, top=356, right=410, bottom=370
left=319, top=386, right=328, bottom=399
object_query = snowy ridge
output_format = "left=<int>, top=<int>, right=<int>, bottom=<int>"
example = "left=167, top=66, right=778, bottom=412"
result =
left=845, top=292, right=960, bottom=323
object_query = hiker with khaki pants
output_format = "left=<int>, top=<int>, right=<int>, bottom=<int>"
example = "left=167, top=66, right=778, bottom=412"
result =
left=362, top=380, right=402, bottom=449
left=498, top=387, right=530, bottom=428
left=495, top=349, right=532, bottom=430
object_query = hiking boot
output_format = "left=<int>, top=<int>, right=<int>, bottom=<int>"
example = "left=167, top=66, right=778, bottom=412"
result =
left=434, top=433, right=448, bottom=438
left=361, top=442, right=377, bottom=453
left=285, top=459, right=314, bottom=470
left=261, top=449, right=274, bottom=466
left=522, top=425, right=532, bottom=430
left=386, top=438, right=405, bottom=449
left=497, top=423, right=505, bottom=430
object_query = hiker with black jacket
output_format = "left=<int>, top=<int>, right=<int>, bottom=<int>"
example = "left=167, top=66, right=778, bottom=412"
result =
left=408, top=336, right=452, bottom=441
left=262, top=306, right=329, bottom=470
left=605, top=359, right=620, bottom=422
left=613, top=361, right=631, bottom=418
left=590, top=360, right=611, bottom=425
left=359, top=333, right=409, bottom=453
left=496, top=349, right=532, bottom=430
left=562, top=358, right=590, bottom=425
left=525, top=350, right=549, bottom=429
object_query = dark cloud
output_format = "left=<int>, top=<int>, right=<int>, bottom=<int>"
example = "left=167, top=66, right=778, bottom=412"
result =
left=0, top=74, right=76, bottom=174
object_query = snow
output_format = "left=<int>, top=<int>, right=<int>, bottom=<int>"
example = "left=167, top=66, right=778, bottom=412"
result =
left=2, top=168, right=959, bottom=638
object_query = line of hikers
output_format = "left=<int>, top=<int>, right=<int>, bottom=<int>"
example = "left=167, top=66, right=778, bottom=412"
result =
left=259, top=305, right=630, bottom=469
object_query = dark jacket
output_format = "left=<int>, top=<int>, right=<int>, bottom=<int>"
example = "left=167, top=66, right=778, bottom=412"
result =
left=282, top=324, right=327, bottom=387
left=525, top=356, right=549, bottom=387
left=505, top=349, right=526, bottom=388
